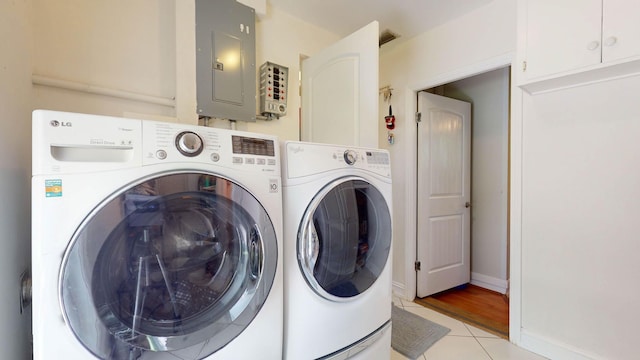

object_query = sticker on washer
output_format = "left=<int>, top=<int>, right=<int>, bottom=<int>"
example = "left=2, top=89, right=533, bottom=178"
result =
left=45, top=179, right=62, bottom=197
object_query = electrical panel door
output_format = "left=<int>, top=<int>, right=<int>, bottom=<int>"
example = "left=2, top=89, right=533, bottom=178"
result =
left=196, top=0, right=256, bottom=121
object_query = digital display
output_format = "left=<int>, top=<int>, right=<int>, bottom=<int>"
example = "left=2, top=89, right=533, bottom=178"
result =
left=366, top=151, right=390, bottom=165
left=232, top=136, right=275, bottom=156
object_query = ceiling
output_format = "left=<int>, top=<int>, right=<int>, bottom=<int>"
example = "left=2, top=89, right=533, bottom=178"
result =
left=267, top=0, right=493, bottom=45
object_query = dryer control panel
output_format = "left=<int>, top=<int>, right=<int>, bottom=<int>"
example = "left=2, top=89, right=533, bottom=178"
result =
left=283, top=141, right=390, bottom=180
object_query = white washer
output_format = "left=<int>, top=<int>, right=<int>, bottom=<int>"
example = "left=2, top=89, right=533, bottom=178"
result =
left=281, top=141, right=393, bottom=360
left=31, top=110, right=283, bottom=360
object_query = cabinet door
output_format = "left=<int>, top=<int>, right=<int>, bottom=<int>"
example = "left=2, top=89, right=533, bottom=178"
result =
left=602, top=0, right=640, bottom=63
left=523, top=0, right=602, bottom=80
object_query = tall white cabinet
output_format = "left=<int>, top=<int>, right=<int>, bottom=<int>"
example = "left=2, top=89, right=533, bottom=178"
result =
left=514, top=1, right=640, bottom=359
left=518, top=0, right=640, bottom=91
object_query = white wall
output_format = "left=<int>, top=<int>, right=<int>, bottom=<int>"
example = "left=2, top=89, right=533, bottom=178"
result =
left=379, top=0, right=516, bottom=301
left=32, top=1, right=339, bottom=141
left=32, top=0, right=177, bottom=120
left=0, top=0, right=33, bottom=359
left=518, top=75, right=640, bottom=360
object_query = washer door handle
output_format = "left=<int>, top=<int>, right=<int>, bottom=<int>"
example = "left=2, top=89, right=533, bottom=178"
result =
left=302, top=221, right=320, bottom=272
left=249, top=225, right=263, bottom=280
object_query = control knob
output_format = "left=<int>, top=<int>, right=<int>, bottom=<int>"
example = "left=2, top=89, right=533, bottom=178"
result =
left=343, top=150, right=358, bottom=165
left=176, top=131, right=204, bottom=157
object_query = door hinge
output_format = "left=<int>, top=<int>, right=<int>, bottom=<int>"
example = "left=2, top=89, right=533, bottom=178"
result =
left=415, top=112, right=422, bottom=123
left=522, top=60, right=527, bottom=72
left=415, top=261, right=421, bottom=271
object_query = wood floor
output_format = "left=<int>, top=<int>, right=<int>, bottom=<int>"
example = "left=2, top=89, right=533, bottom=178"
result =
left=414, top=284, right=509, bottom=338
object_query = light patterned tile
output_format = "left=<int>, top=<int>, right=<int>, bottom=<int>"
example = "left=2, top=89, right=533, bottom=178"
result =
left=476, top=338, right=549, bottom=360
left=464, top=323, right=500, bottom=339
left=388, top=304, right=551, bottom=360
left=390, top=348, right=413, bottom=360
left=424, top=336, right=491, bottom=360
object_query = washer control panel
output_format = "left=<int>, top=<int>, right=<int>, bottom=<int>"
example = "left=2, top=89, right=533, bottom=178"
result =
left=175, top=131, right=204, bottom=156
left=143, top=121, right=279, bottom=171
left=32, top=110, right=280, bottom=175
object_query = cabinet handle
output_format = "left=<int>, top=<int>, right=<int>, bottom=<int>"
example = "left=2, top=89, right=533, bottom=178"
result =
left=604, top=36, right=618, bottom=47
left=587, top=41, right=600, bottom=51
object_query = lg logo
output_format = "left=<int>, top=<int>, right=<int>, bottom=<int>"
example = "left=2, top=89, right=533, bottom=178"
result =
left=50, top=120, right=72, bottom=127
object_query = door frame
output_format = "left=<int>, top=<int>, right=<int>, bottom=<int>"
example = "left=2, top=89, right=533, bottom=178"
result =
left=399, top=53, right=522, bottom=342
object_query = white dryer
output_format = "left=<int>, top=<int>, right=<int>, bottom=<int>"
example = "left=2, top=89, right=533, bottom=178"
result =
left=31, top=110, right=283, bottom=359
left=281, top=141, right=393, bottom=360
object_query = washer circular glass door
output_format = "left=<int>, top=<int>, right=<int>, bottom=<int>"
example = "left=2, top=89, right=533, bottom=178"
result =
left=298, top=176, right=391, bottom=301
left=60, top=172, right=278, bottom=359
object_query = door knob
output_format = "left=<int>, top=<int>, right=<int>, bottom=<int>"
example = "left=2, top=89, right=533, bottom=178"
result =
left=465, top=202, right=471, bottom=208
left=604, top=36, right=618, bottom=47
left=587, top=41, right=600, bottom=51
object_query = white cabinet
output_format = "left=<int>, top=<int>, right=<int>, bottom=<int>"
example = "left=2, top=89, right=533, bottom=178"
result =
left=518, top=0, right=640, bottom=92
left=602, top=0, right=640, bottom=62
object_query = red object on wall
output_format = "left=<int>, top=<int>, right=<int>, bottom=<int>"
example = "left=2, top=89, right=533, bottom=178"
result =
left=385, top=105, right=395, bottom=130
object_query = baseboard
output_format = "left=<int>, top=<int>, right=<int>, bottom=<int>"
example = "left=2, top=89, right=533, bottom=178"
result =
left=470, top=272, right=508, bottom=294
left=392, top=281, right=407, bottom=300
left=520, top=329, right=605, bottom=360
left=393, top=275, right=507, bottom=299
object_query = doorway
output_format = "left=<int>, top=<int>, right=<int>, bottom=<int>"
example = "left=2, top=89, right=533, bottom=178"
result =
left=415, top=66, right=511, bottom=336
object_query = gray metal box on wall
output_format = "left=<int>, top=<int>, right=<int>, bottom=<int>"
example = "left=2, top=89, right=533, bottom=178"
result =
left=196, top=0, right=256, bottom=121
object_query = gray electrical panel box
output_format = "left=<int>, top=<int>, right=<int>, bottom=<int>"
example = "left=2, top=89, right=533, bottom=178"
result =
left=259, top=62, right=288, bottom=118
left=196, top=0, right=256, bottom=121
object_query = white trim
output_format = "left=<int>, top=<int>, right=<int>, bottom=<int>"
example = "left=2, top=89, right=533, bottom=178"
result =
left=405, top=52, right=518, bottom=339
left=508, top=65, right=523, bottom=346
left=408, top=52, right=515, bottom=92
left=520, top=330, right=606, bottom=360
left=470, top=273, right=508, bottom=294
left=32, top=74, right=176, bottom=107
left=392, top=281, right=406, bottom=299
left=403, top=86, right=418, bottom=303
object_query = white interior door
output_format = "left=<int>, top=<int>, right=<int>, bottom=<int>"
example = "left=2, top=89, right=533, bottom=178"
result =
left=416, top=91, right=471, bottom=298
left=301, top=21, right=378, bottom=148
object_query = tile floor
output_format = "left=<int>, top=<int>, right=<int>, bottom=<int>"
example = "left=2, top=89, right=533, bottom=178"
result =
left=391, top=296, right=548, bottom=360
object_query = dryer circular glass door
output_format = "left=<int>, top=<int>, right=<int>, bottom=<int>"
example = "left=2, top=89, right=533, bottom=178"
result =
left=298, top=176, right=391, bottom=301
left=60, top=172, right=277, bottom=359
